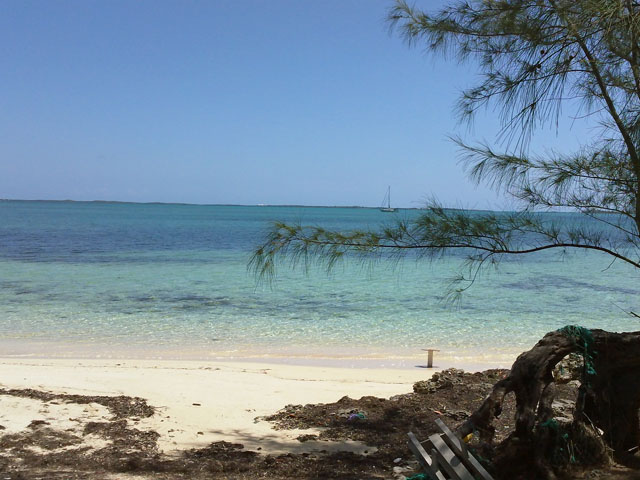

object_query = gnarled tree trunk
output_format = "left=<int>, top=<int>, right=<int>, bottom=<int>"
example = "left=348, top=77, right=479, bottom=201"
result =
left=457, top=328, right=640, bottom=479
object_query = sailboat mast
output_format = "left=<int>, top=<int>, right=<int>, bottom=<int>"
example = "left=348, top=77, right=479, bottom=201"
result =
left=380, top=186, right=395, bottom=212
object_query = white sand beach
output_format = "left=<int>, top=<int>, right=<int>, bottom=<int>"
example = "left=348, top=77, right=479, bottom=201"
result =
left=0, top=358, right=438, bottom=456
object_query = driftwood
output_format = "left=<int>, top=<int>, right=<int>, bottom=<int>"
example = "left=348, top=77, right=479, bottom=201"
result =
left=408, top=418, right=494, bottom=480
left=456, top=328, right=640, bottom=479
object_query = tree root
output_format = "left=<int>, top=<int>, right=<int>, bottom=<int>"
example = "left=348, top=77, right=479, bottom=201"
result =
left=457, top=328, right=640, bottom=479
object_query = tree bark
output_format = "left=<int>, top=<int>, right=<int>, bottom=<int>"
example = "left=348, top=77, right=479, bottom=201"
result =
left=457, top=328, right=640, bottom=479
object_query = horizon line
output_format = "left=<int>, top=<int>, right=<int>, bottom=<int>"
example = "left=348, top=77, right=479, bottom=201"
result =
left=0, top=198, right=586, bottom=214
left=0, top=197, right=426, bottom=210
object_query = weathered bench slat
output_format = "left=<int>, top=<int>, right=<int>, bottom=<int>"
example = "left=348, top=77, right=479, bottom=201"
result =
left=429, top=433, right=475, bottom=480
left=435, top=418, right=494, bottom=480
left=407, top=432, right=446, bottom=480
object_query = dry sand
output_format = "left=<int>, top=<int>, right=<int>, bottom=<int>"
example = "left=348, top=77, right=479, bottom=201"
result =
left=0, top=358, right=436, bottom=456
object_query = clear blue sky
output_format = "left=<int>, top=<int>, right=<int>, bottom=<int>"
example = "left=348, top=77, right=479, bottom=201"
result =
left=0, top=0, right=589, bottom=208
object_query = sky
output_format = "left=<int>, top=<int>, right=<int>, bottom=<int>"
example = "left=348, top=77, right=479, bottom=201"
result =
left=0, top=0, right=591, bottom=208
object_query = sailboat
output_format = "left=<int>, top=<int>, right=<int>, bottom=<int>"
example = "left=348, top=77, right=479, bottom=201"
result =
left=380, top=186, right=396, bottom=212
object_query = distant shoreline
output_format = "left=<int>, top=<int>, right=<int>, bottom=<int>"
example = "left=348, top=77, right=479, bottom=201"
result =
left=0, top=197, right=577, bottom=214
left=0, top=197, right=423, bottom=210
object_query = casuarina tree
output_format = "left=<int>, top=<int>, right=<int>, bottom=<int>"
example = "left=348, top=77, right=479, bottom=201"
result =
left=252, top=1, right=640, bottom=477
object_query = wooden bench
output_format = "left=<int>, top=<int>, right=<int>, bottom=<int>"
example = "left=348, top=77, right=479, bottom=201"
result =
left=408, top=418, right=494, bottom=480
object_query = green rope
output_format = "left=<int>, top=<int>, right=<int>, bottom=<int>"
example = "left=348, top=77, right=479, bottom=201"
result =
left=538, top=418, right=576, bottom=464
left=541, top=326, right=599, bottom=467
left=540, top=419, right=559, bottom=430
left=557, top=325, right=597, bottom=378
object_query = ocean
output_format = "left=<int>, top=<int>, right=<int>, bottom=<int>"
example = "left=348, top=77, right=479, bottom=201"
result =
left=0, top=200, right=638, bottom=367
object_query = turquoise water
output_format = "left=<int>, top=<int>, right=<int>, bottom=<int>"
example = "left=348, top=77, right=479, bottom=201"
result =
left=0, top=200, right=638, bottom=366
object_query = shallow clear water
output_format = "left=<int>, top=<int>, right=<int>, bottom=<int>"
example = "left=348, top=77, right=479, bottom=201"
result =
left=0, top=200, right=638, bottom=366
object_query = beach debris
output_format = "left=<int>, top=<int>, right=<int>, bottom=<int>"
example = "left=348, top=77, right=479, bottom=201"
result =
left=413, top=368, right=467, bottom=394
left=428, top=405, right=470, bottom=420
left=347, top=412, right=366, bottom=421
left=405, top=474, right=428, bottom=480
left=393, top=464, right=413, bottom=478
left=553, top=353, right=583, bottom=384
left=192, top=403, right=201, bottom=406
left=0, top=368, right=545, bottom=479
left=28, top=420, right=50, bottom=428
left=0, top=425, right=84, bottom=451
left=83, top=419, right=160, bottom=451
left=408, top=418, right=494, bottom=480
left=296, top=433, right=318, bottom=442
left=446, top=409, right=471, bottom=421
left=552, top=398, right=576, bottom=425
left=0, top=388, right=154, bottom=419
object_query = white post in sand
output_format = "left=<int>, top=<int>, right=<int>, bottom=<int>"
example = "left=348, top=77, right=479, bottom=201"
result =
left=422, top=349, right=440, bottom=368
